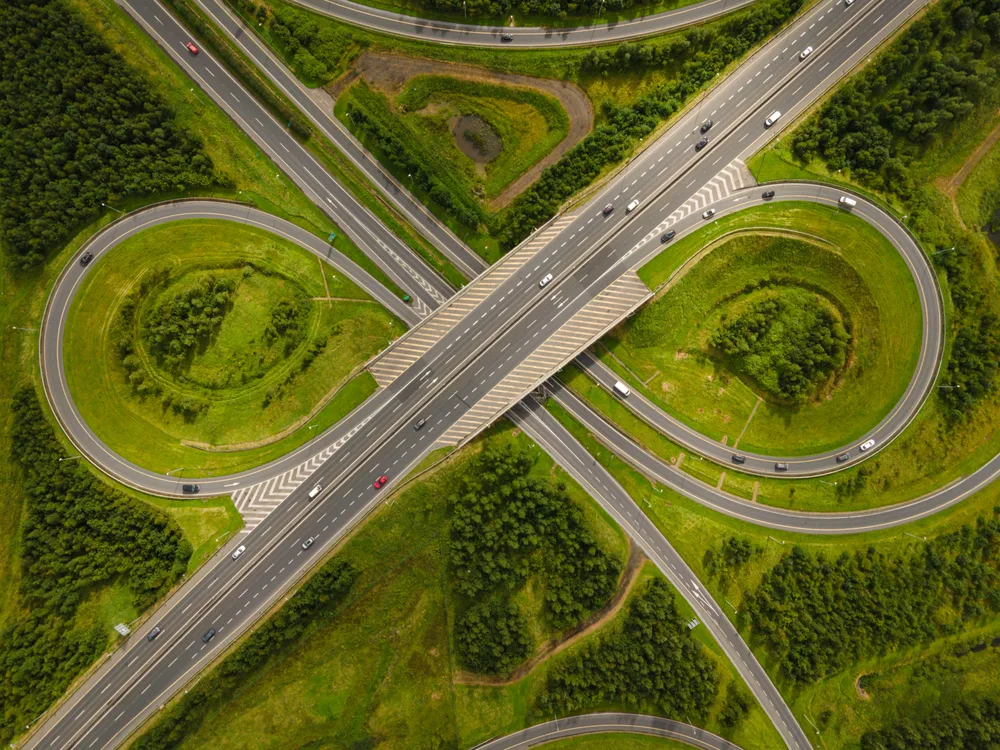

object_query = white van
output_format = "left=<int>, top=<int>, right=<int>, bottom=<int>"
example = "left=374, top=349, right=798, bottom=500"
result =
left=626, top=199, right=640, bottom=213
left=308, top=484, right=322, bottom=499
left=765, top=110, right=782, bottom=127
left=613, top=381, right=631, bottom=398
left=839, top=196, right=858, bottom=208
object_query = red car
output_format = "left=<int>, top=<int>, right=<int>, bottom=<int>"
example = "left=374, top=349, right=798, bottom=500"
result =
left=185, top=41, right=199, bottom=55
left=373, top=474, right=388, bottom=490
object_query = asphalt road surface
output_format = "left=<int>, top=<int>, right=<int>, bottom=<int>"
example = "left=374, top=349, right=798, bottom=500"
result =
left=472, top=713, right=744, bottom=749
left=26, top=0, right=933, bottom=746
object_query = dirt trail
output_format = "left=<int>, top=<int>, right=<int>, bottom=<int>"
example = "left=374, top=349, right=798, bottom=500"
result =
left=936, top=111, right=1000, bottom=199
left=453, top=541, right=646, bottom=687
left=329, top=51, right=594, bottom=210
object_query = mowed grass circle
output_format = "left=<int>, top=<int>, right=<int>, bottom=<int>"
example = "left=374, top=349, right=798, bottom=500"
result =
left=63, top=219, right=401, bottom=476
left=607, top=202, right=924, bottom=456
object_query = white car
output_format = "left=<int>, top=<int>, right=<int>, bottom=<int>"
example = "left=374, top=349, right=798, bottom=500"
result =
left=231, top=544, right=246, bottom=560
left=308, top=483, right=322, bottom=499
left=539, top=273, right=553, bottom=288
left=702, top=208, right=716, bottom=219
left=799, top=46, right=814, bottom=59
left=845, top=0, right=855, bottom=6
left=860, top=439, right=876, bottom=451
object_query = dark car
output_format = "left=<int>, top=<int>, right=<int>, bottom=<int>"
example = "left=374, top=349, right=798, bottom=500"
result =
left=762, top=190, right=776, bottom=199
left=732, top=454, right=746, bottom=464
left=501, top=33, right=514, bottom=42
left=775, top=462, right=789, bottom=471
left=182, top=484, right=200, bottom=494
left=660, top=230, right=676, bottom=243
left=202, top=628, right=215, bottom=643
left=700, top=119, right=713, bottom=133
left=836, top=451, right=851, bottom=463
left=602, top=204, right=614, bottom=216
left=147, top=626, right=162, bottom=642
left=79, top=251, right=94, bottom=267
left=696, top=136, right=709, bottom=150
left=414, top=417, right=426, bottom=431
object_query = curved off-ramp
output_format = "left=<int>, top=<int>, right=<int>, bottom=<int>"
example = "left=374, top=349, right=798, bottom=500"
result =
left=473, top=714, right=743, bottom=750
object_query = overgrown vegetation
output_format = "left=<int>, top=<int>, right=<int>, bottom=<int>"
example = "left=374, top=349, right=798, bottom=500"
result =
left=709, top=291, right=849, bottom=402
left=859, top=696, right=1000, bottom=749
left=456, top=598, right=532, bottom=674
left=143, top=275, right=237, bottom=371
left=0, top=390, right=190, bottom=743
left=539, top=578, right=718, bottom=716
left=132, top=560, right=357, bottom=750
left=0, top=0, right=218, bottom=269
left=745, top=507, right=1000, bottom=684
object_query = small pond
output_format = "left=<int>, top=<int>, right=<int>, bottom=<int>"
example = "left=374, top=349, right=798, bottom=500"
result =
left=451, top=114, right=502, bottom=163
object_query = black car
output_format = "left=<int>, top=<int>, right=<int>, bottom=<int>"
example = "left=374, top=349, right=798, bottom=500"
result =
left=147, top=626, right=162, bottom=642
left=732, top=454, right=746, bottom=464
left=696, top=137, right=709, bottom=150
left=660, top=230, right=676, bottom=243
left=774, top=462, right=789, bottom=471
left=202, top=628, right=216, bottom=643
left=700, top=119, right=713, bottom=133
left=79, top=251, right=94, bottom=267
left=414, top=417, right=426, bottom=431
left=602, top=204, right=614, bottom=216
left=501, top=33, right=514, bottom=41
left=182, top=484, right=200, bottom=494
left=762, top=190, right=776, bottom=199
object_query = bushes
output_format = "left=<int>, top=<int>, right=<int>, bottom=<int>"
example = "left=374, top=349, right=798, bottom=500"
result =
left=744, top=508, right=1000, bottom=683
left=143, top=275, right=236, bottom=371
left=0, top=0, right=217, bottom=269
left=0, top=389, right=190, bottom=742
left=456, top=599, right=532, bottom=674
left=860, top=697, right=1000, bottom=750
left=538, top=578, right=718, bottom=716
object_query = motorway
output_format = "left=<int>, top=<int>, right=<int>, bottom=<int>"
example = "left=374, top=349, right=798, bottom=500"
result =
left=473, top=713, right=743, bottom=749
left=25, top=0, right=935, bottom=746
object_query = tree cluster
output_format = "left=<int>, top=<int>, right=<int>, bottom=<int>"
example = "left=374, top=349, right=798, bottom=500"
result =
left=745, top=508, right=1000, bottom=683
left=538, top=578, right=718, bottom=716
left=0, top=389, right=190, bottom=743
left=494, top=0, right=804, bottom=249
left=860, top=696, right=1000, bottom=750
left=456, top=599, right=532, bottom=674
left=134, top=560, right=357, bottom=750
left=0, top=0, right=217, bottom=269
left=709, top=293, right=849, bottom=402
left=142, top=275, right=236, bottom=371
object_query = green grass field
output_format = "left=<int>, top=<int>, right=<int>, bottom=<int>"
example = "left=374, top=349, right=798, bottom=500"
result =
left=63, top=219, right=399, bottom=475
left=605, top=202, right=923, bottom=455
left=138, top=423, right=781, bottom=750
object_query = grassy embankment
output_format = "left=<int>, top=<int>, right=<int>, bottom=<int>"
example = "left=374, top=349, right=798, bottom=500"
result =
left=63, top=219, right=401, bottom=476
left=546, top=398, right=1000, bottom=750
left=131, top=425, right=783, bottom=750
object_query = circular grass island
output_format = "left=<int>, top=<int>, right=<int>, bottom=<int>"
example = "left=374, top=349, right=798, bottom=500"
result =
left=63, top=219, right=402, bottom=477
left=607, top=203, right=924, bottom=456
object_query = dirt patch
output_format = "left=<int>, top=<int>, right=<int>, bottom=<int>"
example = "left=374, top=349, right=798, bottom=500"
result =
left=936, top=111, right=1000, bottom=200
left=454, top=540, right=646, bottom=687
left=451, top=114, right=502, bottom=163
left=330, top=51, right=594, bottom=210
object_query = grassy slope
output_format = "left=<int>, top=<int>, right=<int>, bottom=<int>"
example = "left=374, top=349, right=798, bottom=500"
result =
left=546, top=397, right=1000, bottom=750
left=956, top=135, right=1000, bottom=232
left=63, top=219, right=399, bottom=475
left=606, top=202, right=921, bottom=455
left=141, top=424, right=779, bottom=750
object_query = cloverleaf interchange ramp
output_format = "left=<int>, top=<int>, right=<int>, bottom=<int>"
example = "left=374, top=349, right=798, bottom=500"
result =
left=24, top=0, right=951, bottom=747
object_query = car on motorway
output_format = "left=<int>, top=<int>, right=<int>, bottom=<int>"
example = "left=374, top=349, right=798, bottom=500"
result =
left=799, top=46, right=814, bottom=59
left=700, top=119, right=713, bottom=133
left=231, top=544, right=246, bottom=560
left=202, top=628, right=215, bottom=643
left=836, top=452, right=851, bottom=463
left=373, top=474, right=389, bottom=489
left=186, top=41, right=199, bottom=55
left=539, top=273, right=554, bottom=288
left=732, top=454, right=746, bottom=464
left=79, top=251, right=94, bottom=267
left=414, top=417, right=427, bottom=431
left=626, top=199, right=640, bottom=213
left=702, top=208, right=716, bottom=219
left=845, top=0, right=855, bottom=5
left=765, top=110, right=782, bottom=127
left=302, top=537, right=315, bottom=550
left=775, top=462, right=789, bottom=471
left=613, top=381, right=631, bottom=398
left=603, top=203, right=614, bottom=216
left=696, top=136, right=709, bottom=150
left=660, top=230, right=676, bottom=243
left=860, top=438, right=876, bottom=451
left=762, top=190, right=776, bottom=199
left=147, top=626, right=162, bottom=642
left=501, top=33, right=514, bottom=41
left=182, top=484, right=200, bottom=494
left=308, top=484, right=322, bottom=499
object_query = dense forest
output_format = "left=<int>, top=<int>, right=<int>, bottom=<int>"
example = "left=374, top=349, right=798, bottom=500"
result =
left=709, top=292, right=849, bottom=402
left=0, top=390, right=191, bottom=743
left=0, top=0, right=218, bottom=269
left=538, top=578, right=719, bottom=718
left=133, top=561, right=357, bottom=750
left=745, top=508, right=1000, bottom=683
left=860, top=696, right=1000, bottom=749
left=449, top=444, right=622, bottom=673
